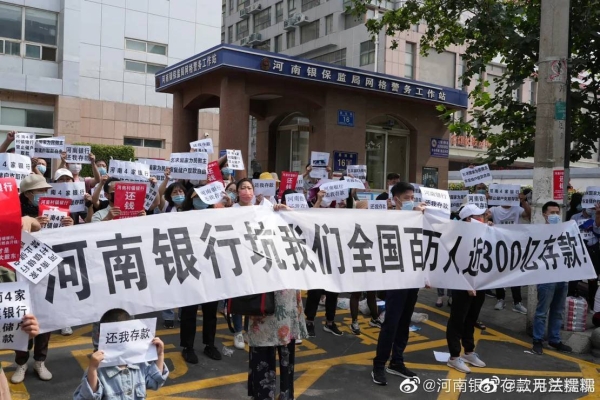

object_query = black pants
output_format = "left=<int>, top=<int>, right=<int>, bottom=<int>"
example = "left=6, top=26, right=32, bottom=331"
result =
left=15, top=332, right=51, bottom=365
left=179, top=301, right=218, bottom=349
left=248, top=343, right=295, bottom=400
left=446, top=290, right=486, bottom=357
left=304, top=290, right=338, bottom=322
left=373, top=289, right=419, bottom=370
left=496, top=287, right=522, bottom=303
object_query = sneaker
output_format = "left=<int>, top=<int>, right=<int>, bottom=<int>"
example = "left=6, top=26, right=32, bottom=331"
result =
left=33, top=361, right=52, bottom=381
left=295, top=339, right=302, bottom=345
left=371, top=369, right=387, bottom=386
left=532, top=340, right=544, bottom=355
left=350, top=320, right=361, bottom=335
left=233, top=332, right=245, bottom=350
left=494, top=299, right=505, bottom=310
left=462, top=353, right=486, bottom=368
left=369, top=318, right=383, bottom=329
left=512, top=303, right=527, bottom=314
left=11, top=364, right=27, bottom=384
left=323, top=322, right=343, bottom=336
left=204, top=345, right=222, bottom=361
left=386, top=363, right=417, bottom=378
left=163, top=320, right=175, bottom=329
left=306, top=322, right=316, bottom=338
left=182, top=348, right=198, bottom=364
left=447, top=357, right=471, bottom=373
left=549, top=342, right=572, bottom=353
left=435, top=297, right=443, bottom=307
left=61, top=327, right=73, bottom=336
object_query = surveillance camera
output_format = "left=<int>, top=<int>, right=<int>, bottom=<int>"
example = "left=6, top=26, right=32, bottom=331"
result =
left=204, top=132, right=210, bottom=137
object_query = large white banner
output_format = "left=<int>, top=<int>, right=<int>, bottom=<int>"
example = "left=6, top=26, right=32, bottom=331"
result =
left=28, top=209, right=596, bottom=333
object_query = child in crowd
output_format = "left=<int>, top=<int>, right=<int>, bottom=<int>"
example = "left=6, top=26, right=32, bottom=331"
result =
left=73, top=309, right=169, bottom=400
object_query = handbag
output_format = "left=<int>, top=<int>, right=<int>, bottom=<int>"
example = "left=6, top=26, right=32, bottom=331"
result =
left=225, top=293, right=276, bottom=333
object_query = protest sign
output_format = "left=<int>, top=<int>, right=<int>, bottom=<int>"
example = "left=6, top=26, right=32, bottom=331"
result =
left=65, top=145, right=91, bottom=164
left=194, top=181, right=225, bottom=205
left=346, top=165, right=366, bottom=180
left=9, top=232, right=62, bottom=285
left=285, top=193, right=308, bottom=209
left=14, top=133, right=36, bottom=157
left=41, top=208, right=68, bottom=230
left=144, top=183, right=159, bottom=211
left=0, top=153, right=32, bottom=186
left=0, top=178, right=22, bottom=263
left=581, top=186, right=600, bottom=208
left=0, top=282, right=31, bottom=351
left=114, top=183, right=146, bottom=218
left=310, top=151, right=329, bottom=179
left=28, top=208, right=596, bottom=333
left=321, top=180, right=349, bottom=203
left=108, top=160, right=150, bottom=182
left=169, top=152, right=208, bottom=180
left=343, top=177, right=365, bottom=190
left=207, top=161, right=224, bottom=183
left=137, top=159, right=170, bottom=183
left=368, top=200, right=387, bottom=210
left=226, top=150, right=244, bottom=170
left=468, top=194, right=488, bottom=210
left=34, top=136, right=65, bottom=159
left=279, top=172, right=298, bottom=197
left=449, top=191, right=469, bottom=213
left=460, top=164, right=492, bottom=187
left=252, top=179, right=276, bottom=197
left=488, top=184, right=521, bottom=207
left=99, top=318, right=157, bottom=367
left=296, top=175, right=304, bottom=192
left=47, top=182, right=86, bottom=213
left=38, top=198, right=71, bottom=216
left=190, top=139, right=214, bottom=154
left=420, top=187, right=451, bottom=216
left=411, top=183, right=423, bottom=203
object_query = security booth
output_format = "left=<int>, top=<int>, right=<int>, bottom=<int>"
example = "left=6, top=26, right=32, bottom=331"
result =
left=155, top=44, right=467, bottom=189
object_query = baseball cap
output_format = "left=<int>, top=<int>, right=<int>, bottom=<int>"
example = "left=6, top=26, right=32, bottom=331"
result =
left=54, top=168, right=74, bottom=181
left=20, top=174, right=52, bottom=193
left=459, top=204, right=486, bottom=220
left=259, top=172, right=274, bottom=180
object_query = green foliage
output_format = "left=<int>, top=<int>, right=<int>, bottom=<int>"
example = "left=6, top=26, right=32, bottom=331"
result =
left=350, top=0, right=600, bottom=166
left=73, top=143, right=135, bottom=177
left=448, top=182, right=465, bottom=190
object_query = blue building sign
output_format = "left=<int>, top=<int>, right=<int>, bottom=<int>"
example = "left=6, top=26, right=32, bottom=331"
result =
left=430, top=138, right=449, bottom=158
left=333, top=151, right=358, bottom=172
left=338, top=110, right=355, bottom=127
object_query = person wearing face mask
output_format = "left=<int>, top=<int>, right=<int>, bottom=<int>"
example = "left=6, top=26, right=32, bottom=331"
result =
left=531, top=201, right=572, bottom=354
left=19, top=174, right=74, bottom=228
left=32, top=158, right=48, bottom=178
left=566, top=192, right=583, bottom=221
left=372, top=182, right=425, bottom=386
left=221, top=166, right=235, bottom=184
left=225, top=181, right=237, bottom=203
left=59, top=151, right=102, bottom=193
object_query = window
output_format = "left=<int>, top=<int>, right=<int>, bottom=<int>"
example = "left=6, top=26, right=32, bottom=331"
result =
left=288, top=0, right=296, bottom=17
left=124, top=138, right=165, bottom=148
left=300, top=20, right=319, bottom=44
left=311, top=48, right=346, bottom=66
left=229, top=0, right=234, bottom=15
left=345, top=13, right=363, bottom=30
left=236, top=19, right=249, bottom=40
left=325, top=14, right=333, bottom=35
left=301, top=0, right=320, bottom=12
left=0, top=4, right=58, bottom=61
left=404, top=42, right=415, bottom=79
left=287, top=30, right=296, bottom=48
left=359, top=40, right=375, bottom=66
left=0, top=107, right=54, bottom=129
left=125, top=60, right=166, bottom=74
left=254, top=7, right=271, bottom=31
left=125, top=39, right=167, bottom=55
left=275, top=2, right=283, bottom=23
left=274, top=34, right=283, bottom=52
left=237, top=0, right=250, bottom=11
left=228, top=25, right=233, bottom=44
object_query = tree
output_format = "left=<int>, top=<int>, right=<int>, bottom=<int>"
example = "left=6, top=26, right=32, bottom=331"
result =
left=350, top=0, right=600, bottom=166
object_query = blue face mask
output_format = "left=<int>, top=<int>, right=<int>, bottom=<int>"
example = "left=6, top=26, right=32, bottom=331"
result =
left=37, top=165, right=47, bottom=175
left=193, top=198, right=209, bottom=210
left=222, top=167, right=233, bottom=176
left=98, top=167, right=107, bottom=176
left=547, top=214, right=561, bottom=224
left=228, top=192, right=237, bottom=202
left=477, top=190, right=486, bottom=195
left=401, top=201, right=414, bottom=211
left=576, top=204, right=583, bottom=212
left=172, top=194, right=185, bottom=205
left=32, top=193, right=43, bottom=207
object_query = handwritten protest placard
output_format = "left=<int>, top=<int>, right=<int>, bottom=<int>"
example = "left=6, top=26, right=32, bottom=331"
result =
left=108, top=160, right=150, bottom=182
left=449, top=190, right=469, bottom=212
left=169, top=152, right=208, bottom=180
left=47, top=182, right=86, bottom=213
left=14, top=133, right=35, bottom=157
left=0, top=153, right=32, bottom=186
left=581, top=186, right=600, bottom=208
left=226, top=149, right=244, bottom=171
left=252, top=179, right=276, bottom=197
left=114, top=183, right=147, bottom=218
left=488, top=184, right=520, bottom=207
left=468, top=194, right=488, bottom=210
left=137, top=159, right=170, bottom=183
left=322, top=180, right=349, bottom=203
left=343, top=177, right=365, bottom=189
left=368, top=200, right=387, bottom=210
left=0, top=282, right=31, bottom=351
left=194, top=181, right=225, bottom=205
left=347, top=165, right=366, bottom=180
left=9, top=232, right=62, bottom=284
left=421, top=187, right=451, bottom=216
left=65, top=145, right=91, bottom=164
left=460, top=164, right=492, bottom=187
left=285, top=193, right=309, bottom=209
left=34, top=136, right=65, bottom=159
left=190, top=139, right=214, bottom=154
left=99, top=318, right=157, bottom=367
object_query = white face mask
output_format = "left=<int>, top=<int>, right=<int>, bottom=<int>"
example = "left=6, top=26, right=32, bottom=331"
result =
left=69, top=164, right=82, bottom=174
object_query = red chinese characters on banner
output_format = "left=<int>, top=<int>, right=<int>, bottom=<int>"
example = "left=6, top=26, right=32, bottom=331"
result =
left=553, top=169, right=564, bottom=201
left=0, top=178, right=22, bottom=263
left=114, top=183, right=146, bottom=219
left=279, top=171, right=299, bottom=198
left=38, top=197, right=72, bottom=215
left=207, top=161, right=224, bottom=184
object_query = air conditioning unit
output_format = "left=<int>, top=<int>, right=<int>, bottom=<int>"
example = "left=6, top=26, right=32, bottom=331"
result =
left=240, top=36, right=251, bottom=47
left=248, top=3, right=262, bottom=14
left=293, top=14, right=309, bottom=26
left=248, top=33, right=262, bottom=45
left=239, top=8, right=249, bottom=18
left=283, top=18, right=296, bottom=30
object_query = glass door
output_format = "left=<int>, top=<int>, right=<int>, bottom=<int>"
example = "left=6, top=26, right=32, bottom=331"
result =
left=366, top=130, right=409, bottom=189
left=276, top=129, right=310, bottom=173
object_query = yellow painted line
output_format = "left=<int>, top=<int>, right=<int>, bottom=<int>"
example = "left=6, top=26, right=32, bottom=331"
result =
left=417, top=302, right=451, bottom=318
left=5, top=371, right=29, bottom=400
left=162, top=346, right=188, bottom=380
left=576, top=365, right=600, bottom=399
left=437, top=368, right=465, bottom=400
left=293, top=366, right=331, bottom=397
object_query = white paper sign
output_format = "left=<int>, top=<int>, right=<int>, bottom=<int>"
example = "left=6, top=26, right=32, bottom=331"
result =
left=65, top=145, right=91, bottom=164
left=368, top=200, right=387, bottom=210
left=310, top=151, right=330, bottom=179
left=346, top=165, right=366, bottom=180
left=296, top=176, right=304, bottom=192
left=460, top=164, right=492, bottom=187
left=169, top=152, right=208, bottom=180
left=421, top=187, right=451, bottom=216
left=449, top=191, right=469, bottom=212
left=15, top=133, right=36, bottom=157
left=34, top=136, right=65, bottom=159
left=47, top=182, right=86, bottom=213
left=194, top=181, right=225, bottom=205
left=98, top=318, right=157, bottom=367
left=0, top=153, right=32, bottom=186
left=322, top=181, right=349, bottom=203
left=9, top=232, right=62, bottom=285
left=252, top=179, right=276, bottom=197
left=411, top=183, right=423, bottom=202
left=581, top=186, right=600, bottom=208
left=137, top=159, right=170, bottom=183
left=0, top=282, right=31, bottom=351
left=190, top=139, right=214, bottom=154
left=144, top=183, right=159, bottom=210
left=468, top=194, right=488, bottom=210
left=488, top=184, right=520, bottom=207
left=108, top=160, right=150, bottom=182
left=42, top=208, right=68, bottom=230
left=344, top=177, right=365, bottom=190
left=285, top=193, right=309, bottom=209
left=226, top=149, right=245, bottom=170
